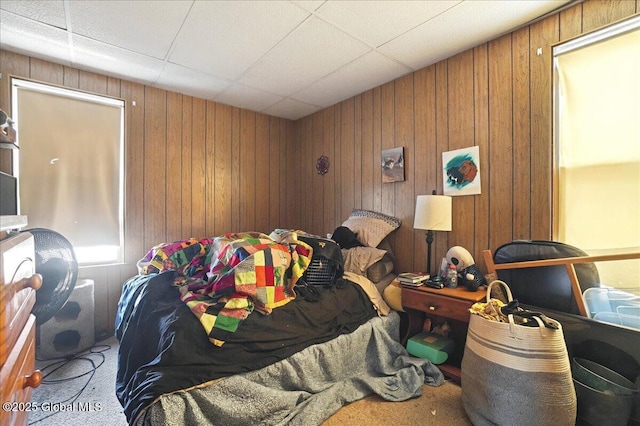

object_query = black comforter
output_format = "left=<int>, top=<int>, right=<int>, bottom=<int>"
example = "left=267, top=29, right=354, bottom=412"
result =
left=115, top=271, right=377, bottom=423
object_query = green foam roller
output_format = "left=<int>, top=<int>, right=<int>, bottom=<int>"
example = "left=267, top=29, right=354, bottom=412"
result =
left=406, top=331, right=455, bottom=365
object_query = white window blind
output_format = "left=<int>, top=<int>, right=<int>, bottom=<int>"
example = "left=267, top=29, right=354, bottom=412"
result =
left=553, top=16, right=640, bottom=253
left=12, top=79, right=124, bottom=264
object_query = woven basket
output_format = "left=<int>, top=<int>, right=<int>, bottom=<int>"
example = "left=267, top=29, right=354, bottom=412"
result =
left=461, top=280, right=577, bottom=426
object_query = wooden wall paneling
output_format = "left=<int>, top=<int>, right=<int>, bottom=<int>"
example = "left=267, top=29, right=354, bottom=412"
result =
left=143, top=87, right=168, bottom=249
left=299, top=116, right=312, bottom=231
left=353, top=94, right=363, bottom=211
left=512, top=27, right=533, bottom=241
left=322, top=107, right=336, bottom=233
left=0, top=51, right=29, bottom=113
left=181, top=96, right=193, bottom=238
left=394, top=74, right=415, bottom=273
left=78, top=70, right=108, bottom=95
left=231, top=107, right=241, bottom=232
left=121, top=81, right=145, bottom=265
left=447, top=51, right=476, bottom=253
left=281, top=120, right=292, bottom=228
left=333, top=105, right=342, bottom=227
left=487, top=35, right=515, bottom=250
left=191, top=98, right=206, bottom=238
left=434, top=61, right=449, bottom=273
left=204, top=102, right=216, bottom=236
left=529, top=15, right=559, bottom=240
left=360, top=90, right=375, bottom=212
left=559, top=1, right=584, bottom=39
left=239, top=110, right=256, bottom=231
left=311, top=110, right=325, bottom=235
left=29, top=58, right=64, bottom=86
left=268, top=117, right=281, bottom=232
left=286, top=121, right=301, bottom=229
left=166, top=92, right=183, bottom=242
left=380, top=82, right=395, bottom=218
left=372, top=87, right=383, bottom=213
left=214, top=103, right=232, bottom=236
left=63, top=66, right=79, bottom=88
left=340, top=98, right=356, bottom=224
left=255, top=113, right=270, bottom=233
left=473, top=44, right=491, bottom=270
left=582, top=0, right=637, bottom=33
left=107, top=77, right=120, bottom=99
left=413, top=66, right=436, bottom=272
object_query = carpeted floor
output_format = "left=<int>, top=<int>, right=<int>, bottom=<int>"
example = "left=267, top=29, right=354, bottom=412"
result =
left=28, top=336, right=471, bottom=426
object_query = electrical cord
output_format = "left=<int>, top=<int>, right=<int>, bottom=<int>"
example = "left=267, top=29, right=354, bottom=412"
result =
left=28, top=343, right=111, bottom=425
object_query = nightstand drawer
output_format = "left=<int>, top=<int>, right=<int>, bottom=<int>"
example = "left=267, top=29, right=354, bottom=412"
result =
left=402, top=287, right=473, bottom=322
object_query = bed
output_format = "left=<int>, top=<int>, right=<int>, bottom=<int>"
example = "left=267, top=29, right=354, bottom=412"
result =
left=115, top=226, right=444, bottom=425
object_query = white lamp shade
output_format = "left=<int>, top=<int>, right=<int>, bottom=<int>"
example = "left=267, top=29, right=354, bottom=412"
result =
left=413, top=195, right=452, bottom=231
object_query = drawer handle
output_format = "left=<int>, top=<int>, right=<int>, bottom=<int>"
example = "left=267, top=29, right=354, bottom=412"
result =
left=12, top=273, right=43, bottom=295
left=24, top=370, right=42, bottom=389
left=427, top=304, right=438, bottom=311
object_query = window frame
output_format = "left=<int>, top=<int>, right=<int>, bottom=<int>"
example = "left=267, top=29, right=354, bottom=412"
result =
left=11, top=77, right=126, bottom=266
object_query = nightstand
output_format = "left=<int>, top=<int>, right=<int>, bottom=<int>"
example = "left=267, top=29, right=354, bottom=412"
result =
left=400, top=281, right=485, bottom=383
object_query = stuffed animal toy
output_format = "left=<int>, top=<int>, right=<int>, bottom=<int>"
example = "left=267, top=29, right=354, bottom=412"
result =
left=445, top=246, right=487, bottom=291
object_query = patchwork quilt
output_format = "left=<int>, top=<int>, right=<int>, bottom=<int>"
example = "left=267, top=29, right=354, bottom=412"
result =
left=136, top=231, right=313, bottom=346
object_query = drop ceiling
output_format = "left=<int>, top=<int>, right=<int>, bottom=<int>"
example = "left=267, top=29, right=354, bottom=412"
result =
left=0, top=0, right=572, bottom=120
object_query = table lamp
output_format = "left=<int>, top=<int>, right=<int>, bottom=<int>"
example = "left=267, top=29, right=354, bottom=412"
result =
left=413, top=193, right=452, bottom=280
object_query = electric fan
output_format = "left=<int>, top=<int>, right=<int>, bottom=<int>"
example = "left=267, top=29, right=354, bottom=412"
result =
left=24, top=228, right=79, bottom=325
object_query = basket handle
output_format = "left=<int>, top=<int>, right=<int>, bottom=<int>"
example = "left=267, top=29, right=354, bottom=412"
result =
left=487, top=280, right=551, bottom=336
left=486, top=280, right=513, bottom=303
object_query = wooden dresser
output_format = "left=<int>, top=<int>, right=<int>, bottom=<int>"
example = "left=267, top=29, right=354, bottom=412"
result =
left=0, top=228, right=42, bottom=426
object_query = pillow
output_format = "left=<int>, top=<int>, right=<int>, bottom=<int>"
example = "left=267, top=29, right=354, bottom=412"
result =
left=383, top=277, right=404, bottom=312
left=373, top=271, right=397, bottom=295
left=341, top=209, right=401, bottom=248
left=366, top=255, right=394, bottom=283
left=341, top=246, right=387, bottom=276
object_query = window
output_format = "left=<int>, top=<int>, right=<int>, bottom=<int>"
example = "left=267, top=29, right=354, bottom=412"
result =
left=553, top=16, right=640, bottom=304
left=11, top=78, right=125, bottom=265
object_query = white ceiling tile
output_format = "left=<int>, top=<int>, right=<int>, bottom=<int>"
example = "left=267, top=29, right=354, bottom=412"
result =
left=290, top=1, right=326, bottom=13
left=293, top=51, right=410, bottom=107
left=214, top=83, right=285, bottom=112
left=67, top=0, right=192, bottom=59
left=0, top=0, right=572, bottom=120
left=380, top=0, right=569, bottom=70
left=0, top=0, right=67, bottom=29
left=155, top=63, right=232, bottom=100
left=71, top=35, right=164, bottom=84
left=168, top=1, right=310, bottom=81
left=314, top=0, right=460, bottom=47
left=262, top=98, right=321, bottom=121
left=239, top=16, right=371, bottom=97
left=0, top=10, right=71, bottom=65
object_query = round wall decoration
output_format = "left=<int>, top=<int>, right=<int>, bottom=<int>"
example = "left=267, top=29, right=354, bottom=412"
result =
left=316, top=155, right=330, bottom=175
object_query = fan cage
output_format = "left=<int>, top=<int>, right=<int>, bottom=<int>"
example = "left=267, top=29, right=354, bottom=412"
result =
left=27, top=228, right=79, bottom=325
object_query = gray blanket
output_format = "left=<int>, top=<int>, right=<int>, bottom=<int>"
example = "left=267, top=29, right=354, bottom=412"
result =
left=134, top=311, right=444, bottom=425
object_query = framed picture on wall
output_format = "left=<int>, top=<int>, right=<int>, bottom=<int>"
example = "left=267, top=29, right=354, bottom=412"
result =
left=443, top=146, right=481, bottom=196
left=381, top=147, right=404, bottom=183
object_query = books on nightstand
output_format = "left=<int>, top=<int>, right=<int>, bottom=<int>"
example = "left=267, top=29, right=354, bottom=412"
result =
left=397, top=272, right=430, bottom=287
